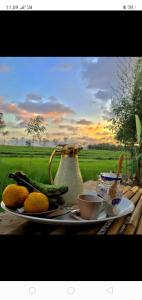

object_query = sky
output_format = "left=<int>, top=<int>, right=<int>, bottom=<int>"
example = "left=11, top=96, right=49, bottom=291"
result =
left=0, top=57, right=128, bottom=145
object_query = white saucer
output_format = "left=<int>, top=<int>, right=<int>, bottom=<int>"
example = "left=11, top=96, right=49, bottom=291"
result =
left=70, top=209, right=107, bottom=221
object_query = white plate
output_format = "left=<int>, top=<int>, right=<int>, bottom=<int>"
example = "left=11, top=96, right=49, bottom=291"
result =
left=1, top=197, right=134, bottom=226
left=16, top=206, right=59, bottom=216
left=70, top=209, right=107, bottom=221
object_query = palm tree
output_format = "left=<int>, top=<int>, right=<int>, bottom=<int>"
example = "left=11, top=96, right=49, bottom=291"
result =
left=2, top=130, right=8, bottom=145
left=0, top=113, right=6, bottom=144
left=11, top=137, right=17, bottom=145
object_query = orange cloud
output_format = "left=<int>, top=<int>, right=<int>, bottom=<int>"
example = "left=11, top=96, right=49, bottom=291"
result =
left=0, top=97, right=75, bottom=125
left=77, top=121, right=116, bottom=144
left=0, top=96, right=116, bottom=144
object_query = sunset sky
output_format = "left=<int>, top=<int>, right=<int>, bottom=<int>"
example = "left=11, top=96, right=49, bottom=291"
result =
left=0, top=57, right=125, bottom=145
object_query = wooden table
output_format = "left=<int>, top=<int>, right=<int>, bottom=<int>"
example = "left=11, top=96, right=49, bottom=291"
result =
left=1, top=181, right=142, bottom=235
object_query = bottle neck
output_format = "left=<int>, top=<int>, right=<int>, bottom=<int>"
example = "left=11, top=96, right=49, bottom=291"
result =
left=61, top=153, right=78, bottom=158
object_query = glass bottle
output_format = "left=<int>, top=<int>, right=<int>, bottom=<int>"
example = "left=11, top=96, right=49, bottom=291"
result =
left=96, top=172, right=123, bottom=215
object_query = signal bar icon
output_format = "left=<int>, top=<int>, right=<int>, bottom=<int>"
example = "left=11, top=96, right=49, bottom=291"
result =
left=20, top=5, right=26, bottom=9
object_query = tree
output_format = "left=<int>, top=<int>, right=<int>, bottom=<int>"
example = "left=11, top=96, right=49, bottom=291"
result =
left=25, top=115, right=47, bottom=146
left=110, top=57, right=142, bottom=183
left=52, top=138, right=58, bottom=146
left=25, top=115, right=47, bottom=169
left=134, top=114, right=142, bottom=185
left=42, top=138, right=49, bottom=147
left=2, top=130, right=8, bottom=145
left=0, top=113, right=6, bottom=144
left=64, top=137, right=68, bottom=143
left=11, top=137, right=18, bottom=145
left=0, top=113, right=5, bottom=130
left=110, top=57, right=138, bottom=144
left=25, top=140, right=31, bottom=147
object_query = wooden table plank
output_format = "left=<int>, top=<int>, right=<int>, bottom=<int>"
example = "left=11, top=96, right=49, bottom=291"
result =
left=130, top=186, right=140, bottom=194
left=123, top=195, right=142, bottom=234
left=50, top=227, right=67, bottom=235
left=0, top=211, right=60, bottom=235
left=97, top=220, right=114, bottom=234
left=136, top=216, right=142, bottom=234
left=0, top=212, right=27, bottom=234
left=130, top=188, right=142, bottom=205
left=107, top=216, right=127, bottom=235
left=123, top=185, right=132, bottom=194
left=124, top=189, right=136, bottom=200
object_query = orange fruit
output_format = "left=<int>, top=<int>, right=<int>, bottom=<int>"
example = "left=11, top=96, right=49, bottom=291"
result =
left=24, top=192, right=49, bottom=213
left=2, top=184, right=29, bottom=208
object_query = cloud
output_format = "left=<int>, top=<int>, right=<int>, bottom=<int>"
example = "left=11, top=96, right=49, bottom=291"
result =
left=48, top=96, right=59, bottom=102
left=55, top=121, right=115, bottom=144
left=83, top=57, right=98, bottom=64
left=26, top=93, right=42, bottom=101
left=0, top=64, right=11, bottom=73
left=94, top=90, right=112, bottom=100
left=82, top=57, right=136, bottom=107
left=47, top=116, right=67, bottom=124
left=67, top=118, right=77, bottom=124
left=102, top=109, right=114, bottom=121
left=77, top=135, right=97, bottom=144
left=51, top=64, right=73, bottom=72
left=95, top=131, right=111, bottom=136
left=97, top=136, right=115, bottom=143
left=0, top=96, right=4, bottom=104
left=17, top=121, right=27, bottom=128
left=51, top=131, right=66, bottom=136
left=77, top=132, right=115, bottom=145
left=0, top=95, right=75, bottom=126
left=81, top=57, right=119, bottom=91
left=80, top=57, right=123, bottom=120
left=6, top=120, right=26, bottom=129
left=19, top=99, right=74, bottom=115
left=59, top=124, right=78, bottom=133
left=78, top=121, right=115, bottom=142
left=76, top=118, right=93, bottom=125
left=0, top=99, right=22, bottom=116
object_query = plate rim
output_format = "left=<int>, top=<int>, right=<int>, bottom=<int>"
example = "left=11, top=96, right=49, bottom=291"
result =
left=16, top=206, right=60, bottom=216
left=70, top=209, right=107, bottom=221
left=1, top=197, right=134, bottom=226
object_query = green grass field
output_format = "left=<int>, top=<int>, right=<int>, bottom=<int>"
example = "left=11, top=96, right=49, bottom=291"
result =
left=0, top=145, right=127, bottom=203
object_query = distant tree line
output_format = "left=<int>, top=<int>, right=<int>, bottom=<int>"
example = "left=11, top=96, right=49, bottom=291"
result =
left=87, top=143, right=124, bottom=151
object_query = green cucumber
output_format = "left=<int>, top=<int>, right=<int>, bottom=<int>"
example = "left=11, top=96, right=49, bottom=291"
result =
left=14, top=171, right=68, bottom=197
left=29, top=178, right=68, bottom=197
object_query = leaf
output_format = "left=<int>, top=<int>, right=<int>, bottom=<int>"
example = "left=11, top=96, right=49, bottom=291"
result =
left=135, top=114, right=141, bottom=144
left=136, top=154, right=142, bottom=160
